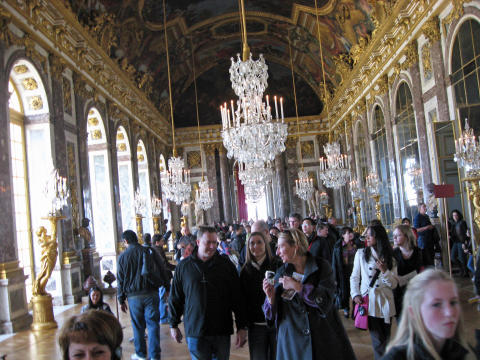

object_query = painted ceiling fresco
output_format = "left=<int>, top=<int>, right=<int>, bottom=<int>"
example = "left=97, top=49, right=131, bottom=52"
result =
left=69, top=0, right=375, bottom=128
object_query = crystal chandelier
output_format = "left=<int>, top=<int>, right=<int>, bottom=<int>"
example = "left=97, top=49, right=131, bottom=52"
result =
left=454, top=118, right=480, bottom=177
left=190, top=36, right=214, bottom=211
left=314, top=0, right=350, bottom=189
left=319, top=191, right=329, bottom=205
left=366, top=172, right=381, bottom=196
left=319, top=142, right=350, bottom=189
left=287, top=31, right=314, bottom=202
left=134, top=187, right=146, bottom=216
left=349, top=178, right=362, bottom=200
left=161, top=157, right=191, bottom=205
left=160, top=0, right=191, bottom=205
left=296, top=170, right=315, bottom=201
left=196, top=179, right=214, bottom=210
left=238, top=161, right=273, bottom=203
left=151, top=196, right=162, bottom=216
left=43, top=168, right=69, bottom=216
left=406, top=162, right=423, bottom=192
left=219, top=0, right=287, bottom=166
left=244, top=183, right=266, bottom=204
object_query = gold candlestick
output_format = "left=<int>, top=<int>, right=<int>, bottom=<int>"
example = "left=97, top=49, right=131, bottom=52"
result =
left=152, top=216, right=161, bottom=234
left=136, top=215, right=144, bottom=243
left=31, top=215, right=65, bottom=332
left=371, top=194, right=382, bottom=221
left=353, top=198, right=364, bottom=233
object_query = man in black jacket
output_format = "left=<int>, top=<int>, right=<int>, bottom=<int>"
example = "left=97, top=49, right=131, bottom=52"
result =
left=117, top=230, right=167, bottom=360
left=169, top=226, right=248, bottom=359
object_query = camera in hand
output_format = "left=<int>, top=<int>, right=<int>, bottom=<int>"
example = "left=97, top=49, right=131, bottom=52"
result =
left=265, top=271, right=275, bottom=285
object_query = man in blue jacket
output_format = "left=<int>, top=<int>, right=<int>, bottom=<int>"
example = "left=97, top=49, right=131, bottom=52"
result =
left=169, top=226, right=248, bottom=359
left=117, top=230, right=166, bottom=360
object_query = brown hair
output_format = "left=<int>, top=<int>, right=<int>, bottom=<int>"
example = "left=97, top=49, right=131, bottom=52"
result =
left=245, top=232, right=272, bottom=266
left=278, top=228, right=309, bottom=256
left=58, top=310, right=123, bottom=360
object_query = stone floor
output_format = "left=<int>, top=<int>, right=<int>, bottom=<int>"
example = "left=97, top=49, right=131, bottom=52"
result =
left=0, top=276, right=478, bottom=360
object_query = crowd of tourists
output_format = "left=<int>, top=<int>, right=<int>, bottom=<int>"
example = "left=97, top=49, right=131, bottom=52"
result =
left=59, top=209, right=480, bottom=360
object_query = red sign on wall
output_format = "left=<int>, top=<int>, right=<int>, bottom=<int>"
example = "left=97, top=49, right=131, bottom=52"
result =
left=433, top=184, right=455, bottom=198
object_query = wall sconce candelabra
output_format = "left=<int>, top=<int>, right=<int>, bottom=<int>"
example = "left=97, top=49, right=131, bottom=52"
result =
left=151, top=196, right=162, bottom=234
left=134, top=188, right=145, bottom=241
left=349, top=178, right=364, bottom=233
left=32, top=169, right=69, bottom=331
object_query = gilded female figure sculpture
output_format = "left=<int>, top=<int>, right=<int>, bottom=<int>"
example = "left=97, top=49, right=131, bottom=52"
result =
left=32, top=225, right=58, bottom=296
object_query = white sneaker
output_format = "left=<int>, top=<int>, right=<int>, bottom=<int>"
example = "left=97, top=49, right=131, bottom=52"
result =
left=131, top=354, right=146, bottom=360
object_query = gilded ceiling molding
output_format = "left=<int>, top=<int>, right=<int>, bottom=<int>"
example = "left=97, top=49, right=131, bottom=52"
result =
left=400, top=41, right=419, bottom=71
left=443, top=0, right=473, bottom=27
left=329, top=0, right=449, bottom=130
left=422, top=17, right=441, bottom=44
left=23, top=34, right=47, bottom=74
left=0, top=0, right=169, bottom=142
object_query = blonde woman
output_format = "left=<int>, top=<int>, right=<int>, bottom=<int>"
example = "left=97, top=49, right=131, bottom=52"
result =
left=392, top=224, right=423, bottom=320
left=262, top=229, right=355, bottom=359
left=382, top=269, right=478, bottom=359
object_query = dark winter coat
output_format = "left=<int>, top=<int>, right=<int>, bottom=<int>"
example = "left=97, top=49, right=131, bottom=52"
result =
left=168, top=249, right=247, bottom=337
left=308, top=234, right=332, bottom=264
left=263, top=254, right=356, bottom=360
left=381, top=337, right=472, bottom=360
left=240, top=257, right=282, bottom=326
left=331, top=239, right=356, bottom=308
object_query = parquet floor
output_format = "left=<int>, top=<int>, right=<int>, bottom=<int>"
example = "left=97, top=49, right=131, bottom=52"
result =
left=0, top=276, right=478, bottom=359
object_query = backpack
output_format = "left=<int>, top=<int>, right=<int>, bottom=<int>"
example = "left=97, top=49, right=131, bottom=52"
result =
left=141, top=247, right=167, bottom=289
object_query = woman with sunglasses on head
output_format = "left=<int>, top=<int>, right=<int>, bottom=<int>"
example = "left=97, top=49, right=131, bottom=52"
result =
left=240, top=232, right=281, bottom=360
left=350, top=224, right=398, bottom=359
left=263, top=228, right=355, bottom=360
left=382, top=269, right=479, bottom=360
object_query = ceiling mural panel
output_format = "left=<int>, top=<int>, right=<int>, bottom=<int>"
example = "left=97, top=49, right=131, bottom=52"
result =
left=68, top=0, right=375, bottom=128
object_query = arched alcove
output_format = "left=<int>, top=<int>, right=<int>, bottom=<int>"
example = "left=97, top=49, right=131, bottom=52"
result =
left=137, top=139, right=153, bottom=234
left=116, top=125, right=135, bottom=232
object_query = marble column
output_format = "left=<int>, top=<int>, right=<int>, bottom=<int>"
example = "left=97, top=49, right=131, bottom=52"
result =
left=381, top=88, right=402, bottom=221
left=274, top=152, right=289, bottom=220
left=204, top=144, right=220, bottom=224
left=0, top=44, right=32, bottom=333
left=218, top=148, right=233, bottom=224
left=285, top=138, right=301, bottom=215
left=408, top=47, right=433, bottom=191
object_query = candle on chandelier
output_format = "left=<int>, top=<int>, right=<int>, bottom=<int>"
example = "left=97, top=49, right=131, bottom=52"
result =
left=266, top=95, right=270, bottom=109
left=230, top=100, right=235, bottom=126
left=274, top=95, right=279, bottom=120
left=280, top=97, right=284, bottom=122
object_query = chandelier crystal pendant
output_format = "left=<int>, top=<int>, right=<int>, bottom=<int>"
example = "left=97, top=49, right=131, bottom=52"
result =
left=220, top=0, right=287, bottom=166
left=454, top=118, right=480, bottom=177
left=238, top=161, right=274, bottom=203
left=160, top=0, right=191, bottom=205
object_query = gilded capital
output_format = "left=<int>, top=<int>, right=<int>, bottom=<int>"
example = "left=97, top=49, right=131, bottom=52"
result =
left=203, top=143, right=218, bottom=156
left=50, top=54, right=66, bottom=81
left=422, top=17, right=441, bottom=44
left=401, top=42, right=418, bottom=70
left=285, top=136, right=298, bottom=149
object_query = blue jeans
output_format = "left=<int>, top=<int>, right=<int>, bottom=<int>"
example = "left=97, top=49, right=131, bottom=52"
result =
left=467, top=254, right=475, bottom=274
left=248, top=324, right=276, bottom=360
left=186, top=335, right=230, bottom=360
left=451, top=242, right=467, bottom=272
left=159, top=286, right=168, bottom=323
left=128, top=293, right=161, bottom=359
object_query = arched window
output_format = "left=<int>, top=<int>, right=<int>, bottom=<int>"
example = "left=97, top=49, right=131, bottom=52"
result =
left=86, top=108, right=116, bottom=275
left=396, top=82, right=420, bottom=220
left=137, top=140, right=153, bottom=234
left=372, top=105, right=394, bottom=227
left=159, top=154, right=170, bottom=225
left=451, top=19, right=480, bottom=131
left=116, top=126, right=135, bottom=232
left=9, top=59, right=51, bottom=302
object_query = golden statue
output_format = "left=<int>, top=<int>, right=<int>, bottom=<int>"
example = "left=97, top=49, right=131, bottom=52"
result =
left=32, top=226, right=58, bottom=296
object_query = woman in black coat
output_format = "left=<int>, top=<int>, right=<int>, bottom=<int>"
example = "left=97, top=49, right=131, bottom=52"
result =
left=392, top=224, right=423, bottom=320
left=240, top=232, right=281, bottom=360
left=263, top=229, right=356, bottom=360
left=331, top=226, right=357, bottom=318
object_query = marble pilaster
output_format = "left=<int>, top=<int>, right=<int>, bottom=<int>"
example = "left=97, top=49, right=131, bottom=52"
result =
left=285, top=140, right=302, bottom=216
left=430, top=40, right=450, bottom=123
left=205, top=146, right=220, bottom=224
left=218, top=149, right=233, bottom=224
left=274, top=153, right=289, bottom=220
left=409, top=55, right=433, bottom=191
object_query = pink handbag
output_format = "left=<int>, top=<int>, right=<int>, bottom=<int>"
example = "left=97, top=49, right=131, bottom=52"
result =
left=353, top=295, right=368, bottom=330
